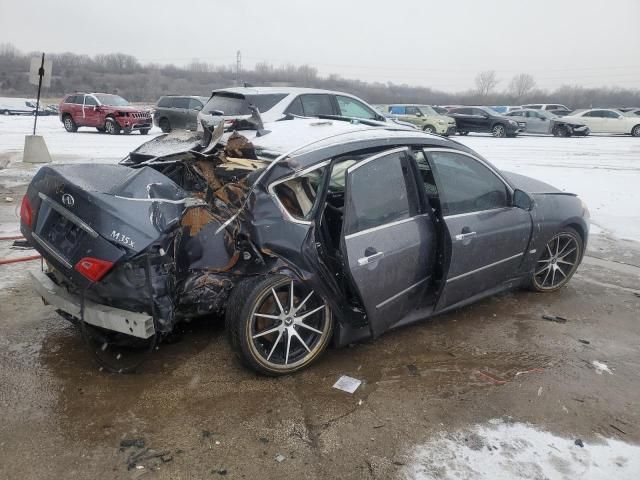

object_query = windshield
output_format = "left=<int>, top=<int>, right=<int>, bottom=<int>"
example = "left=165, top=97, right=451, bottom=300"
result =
left=418, top=105, right=438, bottom=116
left=94, top=94, right=129, bottom=106
left=203, top=92, right=287, bottom=116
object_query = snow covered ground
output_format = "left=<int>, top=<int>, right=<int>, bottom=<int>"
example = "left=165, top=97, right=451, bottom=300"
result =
left=403, top=419, right=640, bottom=480
left=1, top=115, right=639, bottom=242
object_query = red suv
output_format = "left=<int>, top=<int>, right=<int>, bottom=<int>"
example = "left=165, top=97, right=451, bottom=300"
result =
left=59, top=93, right=152, bottom=135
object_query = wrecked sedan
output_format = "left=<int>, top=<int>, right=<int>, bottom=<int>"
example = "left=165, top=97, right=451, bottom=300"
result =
left=20, top=118, right=589, bottom=375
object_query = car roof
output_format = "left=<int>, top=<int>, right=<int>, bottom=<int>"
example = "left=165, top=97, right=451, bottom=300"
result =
left=211, top=86, right=356, bottom=97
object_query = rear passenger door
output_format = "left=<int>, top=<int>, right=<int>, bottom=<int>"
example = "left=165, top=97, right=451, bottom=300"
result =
left=171, top=97, right=190, bottom=129
left=425, top=149, right=532, bottom=309
left=186, top=98, right=204, bottom=130
left=341, top=147, right=436, bottom=337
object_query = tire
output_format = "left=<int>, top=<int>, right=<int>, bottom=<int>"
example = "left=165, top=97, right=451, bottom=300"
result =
left=632, top=125, right=640, bottom=137
left=423, top=124, right=436, bottom=134
left=96, top=127, right=106, bottom=133
left=159, top=118, right=171, bottom=133
left=104, top=117, right=120, bottom=135
left=553, top=125, right=570, bottom=137
left=458, top=130, right=469, bottom=136
left=2, top=110, right=10, bottom=115
left=226, top=275, right=333, bottom=376
left=62, top=114, right=77, bottom=132
left=529, top=227, right=583, bottom=292
left=491, top=123, right=506, bottom=138
left=140, top=129, right=150, bottom=135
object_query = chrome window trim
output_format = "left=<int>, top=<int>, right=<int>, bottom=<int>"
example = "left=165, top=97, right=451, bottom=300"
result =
left=38, top=192, right=99, bottom=238
left=267, top=159, right=331, bottom=226
left=346, top=146, right=409, bottom=173
left=344, top=214, right=427, bottom=240
left=375, top=275, right=431, bottom=310
left=31, top=232, right=73, bottom=269
left=443, top=206, right=512, bottom=220
left=446, top=252, right=523, bottom=283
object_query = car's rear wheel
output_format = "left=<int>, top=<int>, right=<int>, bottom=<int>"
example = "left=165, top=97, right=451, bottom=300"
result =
left=140, top=128, right=150, bottom=135
left=458, top=130, right=468, bottom=136
left=226, top=275, right=333, bottom=376
left=423, top=124, right=436, bottom=134
left=63, top=114, right=77, bottom=132
left=2, top=109, right=10, bottom=115
left=530, top=227, right=583, bottom=292
left=632, top=125, right=640, bottom=137
left=159, top=118, right=171, bottom=133
left=105, top=117, right=120, bottom=135
left=492, top=123, right=506, bottom=138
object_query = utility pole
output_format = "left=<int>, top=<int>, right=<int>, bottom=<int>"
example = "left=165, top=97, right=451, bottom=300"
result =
left=236, top=50, right=242, bottom=86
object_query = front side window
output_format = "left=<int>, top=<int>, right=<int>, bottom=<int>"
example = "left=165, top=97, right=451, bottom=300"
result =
left=273, top=167, right=327, bottom=221
left=188, top=98, right=203, bottom=111
left=602, top=110, right=621, bottom=118
left=346, top=151, right=414, bottom=233
left=94, top=94, right=129, bottom=106
left=428, top=151, right=508, bottom=216
left=335, top=95, right=377, bottom=119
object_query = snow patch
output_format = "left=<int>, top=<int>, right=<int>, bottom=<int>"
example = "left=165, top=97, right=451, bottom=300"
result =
left=592, top=360, right=614, bottom=375
left=404, top=420, right=640, bottom=479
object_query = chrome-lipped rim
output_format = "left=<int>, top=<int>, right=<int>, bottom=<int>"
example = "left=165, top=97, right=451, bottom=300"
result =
left=64, top=117, right=73, bottom=130
left=105, top=121, right=115, bottom=134
left=424, top=126, right=435, bottom=133
left=493, top=125, right=505, bottom=137
left=534, top=233, right=580, bottom=290
left=249, top=280, right=329, bottom=369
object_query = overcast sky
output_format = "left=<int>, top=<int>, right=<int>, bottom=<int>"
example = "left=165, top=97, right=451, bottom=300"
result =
left=1, top=0, right=639, bottom=92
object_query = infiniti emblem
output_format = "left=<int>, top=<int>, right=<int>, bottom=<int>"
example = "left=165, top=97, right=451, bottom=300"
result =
left=61, top=193, right=75, bottom=207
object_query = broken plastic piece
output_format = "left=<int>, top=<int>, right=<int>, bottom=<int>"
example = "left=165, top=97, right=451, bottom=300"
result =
left=275, top=454, right=286, bottom=463
left=333, top=375, right=362, bottom=393
left=542, top=314, right=567, bottom=323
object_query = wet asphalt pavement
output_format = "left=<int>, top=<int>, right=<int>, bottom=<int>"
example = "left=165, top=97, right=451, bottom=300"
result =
left=1, top=185, right=640, bottom=479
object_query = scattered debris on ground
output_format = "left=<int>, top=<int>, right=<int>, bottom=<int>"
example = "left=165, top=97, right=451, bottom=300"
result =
left=274, top=454, right=286, bottom=463
left=333, top=375, right=362, bottom=393
left=592, top=360, right=613, bottom=375
left=542, top=314, right=568, bottom=323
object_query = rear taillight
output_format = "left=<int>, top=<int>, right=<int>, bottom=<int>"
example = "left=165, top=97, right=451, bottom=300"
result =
left=75, top=257, right=114, bottom=282
left=20, top=196, right=33, bottom=228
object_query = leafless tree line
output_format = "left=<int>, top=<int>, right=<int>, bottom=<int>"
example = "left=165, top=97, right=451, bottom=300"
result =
left=1, top=43, right=638, bottom=108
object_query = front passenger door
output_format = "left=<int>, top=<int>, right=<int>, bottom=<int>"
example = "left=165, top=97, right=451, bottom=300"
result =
left=426, top=149, right=532, bottom=309
left=341, top=148, right=436, bottom=337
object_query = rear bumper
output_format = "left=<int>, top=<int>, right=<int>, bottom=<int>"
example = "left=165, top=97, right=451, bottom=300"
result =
left=30, top=269, right=155, bottom=339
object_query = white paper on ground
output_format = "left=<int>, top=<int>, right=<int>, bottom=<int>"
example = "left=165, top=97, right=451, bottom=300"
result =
left=333, top=375, right=362, bottom=393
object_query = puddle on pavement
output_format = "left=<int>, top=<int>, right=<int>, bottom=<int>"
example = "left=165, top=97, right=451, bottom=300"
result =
left=402, top=418, right=640, bottom=479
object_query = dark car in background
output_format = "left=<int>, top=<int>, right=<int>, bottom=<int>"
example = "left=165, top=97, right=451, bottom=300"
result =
left=448, top=106, right=526, bottom=137
left=506, top=109, right=590, bottom=137
left=21, top=118, right=588, bottom=375
left=153, top=95, right=208, bottom=132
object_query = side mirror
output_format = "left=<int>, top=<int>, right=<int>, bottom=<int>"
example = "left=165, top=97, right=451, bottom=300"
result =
left=415, top=111, right=423, bottom=117
left=513, top=189, right=534, bottom=211
left=93, top=105, right=99, bottom=111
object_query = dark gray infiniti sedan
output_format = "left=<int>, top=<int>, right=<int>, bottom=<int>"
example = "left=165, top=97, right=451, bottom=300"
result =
left=21, top=119, right=589, bottom=375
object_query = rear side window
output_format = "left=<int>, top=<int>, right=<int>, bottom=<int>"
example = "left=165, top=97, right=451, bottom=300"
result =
left=157, top=97, right=172, bottom=108
left=345, top=151, right=414, bottom=233
left=428, top=151, right=508, bottom=216
left=299, top=94, right=334, bottom=116
left=389, top=106, right=406, bottom=114
left=247, top=94, right=286, bottom=113
left=203, top=93, right=247, bottom=115
left=273, top=167, right=327, bottom=221
left=65, top=95, right=80, bottom=104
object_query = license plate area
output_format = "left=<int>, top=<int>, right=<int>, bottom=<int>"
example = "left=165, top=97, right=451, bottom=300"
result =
left=38, top=208, right=89, bottom=262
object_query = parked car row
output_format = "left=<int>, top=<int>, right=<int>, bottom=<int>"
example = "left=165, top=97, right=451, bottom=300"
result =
left=0, top=97, right=58, bottom=116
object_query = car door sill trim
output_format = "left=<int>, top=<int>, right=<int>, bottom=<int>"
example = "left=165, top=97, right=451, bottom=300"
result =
left=376, top=275, right=431, bottom=310
left=447, top=253, right=523, bottom=283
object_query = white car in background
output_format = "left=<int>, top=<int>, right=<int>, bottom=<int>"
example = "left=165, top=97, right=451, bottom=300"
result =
left=196, top=87, right=410, bottom=131
left=562, top=108, right=640, bottom=136
left=522, top=103, right=572, bottom=116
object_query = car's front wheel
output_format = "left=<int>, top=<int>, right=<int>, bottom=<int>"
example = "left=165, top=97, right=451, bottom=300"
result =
left=530, top=227, right=583, bottom=292
left=492, top=123, right=506, bottom=137
left=632, top=125, right=640, bottom=137
left=159, top=118, right=171, bottom=133
left=423, top=124, right=436, bottom=134
left=226, top=275, right=333, bottom=376
left=63, top=114, right=77, bottom=132
left=105, top=118, right=120, bottom=135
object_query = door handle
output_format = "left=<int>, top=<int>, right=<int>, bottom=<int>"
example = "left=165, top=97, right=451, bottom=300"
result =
left=358, top=251, right=384, bottom=266
left=455, top=231, right=477, bottom=241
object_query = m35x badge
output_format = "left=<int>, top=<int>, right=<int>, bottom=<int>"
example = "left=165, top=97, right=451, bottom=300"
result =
left=61, top=193, right=75, bottom=207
